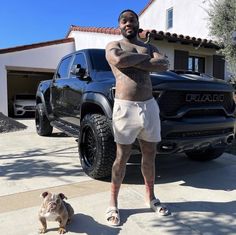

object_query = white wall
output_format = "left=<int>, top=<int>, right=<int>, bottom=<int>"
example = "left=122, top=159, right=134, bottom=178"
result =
left=151, top=39, right=216, bottom=74
left=70, top=29, right=217, bottom=77
left=139, top=0, right=211, bottom=39
left=69, top=31, right=121, bottom=50
left=70, top=29, right=216, bottom=74
left=0, top=42, right=75, bottom=115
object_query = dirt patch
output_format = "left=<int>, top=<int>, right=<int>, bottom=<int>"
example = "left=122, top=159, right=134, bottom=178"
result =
left=0, top=112, right=27, bottom=133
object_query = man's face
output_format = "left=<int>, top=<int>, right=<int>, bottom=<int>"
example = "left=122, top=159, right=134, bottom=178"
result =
left=119, top=11, right=139, bottom=39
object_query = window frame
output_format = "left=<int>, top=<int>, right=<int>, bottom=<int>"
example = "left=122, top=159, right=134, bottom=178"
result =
left=188, top=56, right=205, bottom=73
left=72, top=52, right=88, bottom=70
left=55, top=55, right=73, bottom=79
left=166, top=7, right=173, bottom=30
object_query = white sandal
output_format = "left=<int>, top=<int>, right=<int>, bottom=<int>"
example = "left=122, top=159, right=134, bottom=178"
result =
left=105, top=206, right=120, bottom=226
left=146, top=198, right=170, bottom=216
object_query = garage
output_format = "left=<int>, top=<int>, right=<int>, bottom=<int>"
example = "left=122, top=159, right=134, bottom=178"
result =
left=7, top=69, right=54, bottom=117
left=0, top=38, right=75, bottom=116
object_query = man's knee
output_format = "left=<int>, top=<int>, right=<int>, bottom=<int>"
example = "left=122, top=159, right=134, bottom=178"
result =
left=142, top=146, right=156, bottom=157
left=116, top=144, right=132, bottom=159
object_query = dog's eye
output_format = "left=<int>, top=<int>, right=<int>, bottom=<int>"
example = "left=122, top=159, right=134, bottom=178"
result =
left=56, top=199, right=60, bottom=204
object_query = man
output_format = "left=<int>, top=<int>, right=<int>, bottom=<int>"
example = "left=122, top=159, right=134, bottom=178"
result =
left=105, top=9, right=170, bottom=226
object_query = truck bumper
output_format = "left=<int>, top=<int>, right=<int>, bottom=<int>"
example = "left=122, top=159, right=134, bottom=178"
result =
left=157, top=117, right=235, bottom=154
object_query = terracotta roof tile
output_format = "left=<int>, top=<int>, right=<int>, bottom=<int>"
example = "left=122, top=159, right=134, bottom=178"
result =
left=0, top=38, right=74, bottom=54
left=67, top=25, right=121, bottom=37
left=67, top=25, right=219, bottom=49
left=67, top=25, right=218, bottom=48
left=138, top=29, right=220, bottom=48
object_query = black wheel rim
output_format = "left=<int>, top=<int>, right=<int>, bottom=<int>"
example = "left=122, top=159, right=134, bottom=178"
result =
left=81, top=125, right=97, bottom=167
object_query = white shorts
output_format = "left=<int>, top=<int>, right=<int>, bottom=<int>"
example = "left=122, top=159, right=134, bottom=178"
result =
left=112, top=98, right=161, bottom=145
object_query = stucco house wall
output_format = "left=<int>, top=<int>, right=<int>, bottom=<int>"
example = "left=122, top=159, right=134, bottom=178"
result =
left=139, top=0, right=230, bottom=80
left=68, top=27, right=217, bottom=78
left=0, top=41, right=75, bottom=115
left=139, top=0, right=211, bottom=39
left=69, top=31, right=121, bottom=50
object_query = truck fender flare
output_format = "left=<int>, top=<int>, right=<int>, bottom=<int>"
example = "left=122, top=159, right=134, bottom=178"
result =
left=36, top=91, right=50, bottom=117
left=82, top=93, right=112, bottom=119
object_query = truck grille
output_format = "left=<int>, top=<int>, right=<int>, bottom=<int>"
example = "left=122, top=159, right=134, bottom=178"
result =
left=166, top=128, right=234, bottom=139
left=24, top=106, right=35, bottom=111
left=157, top=91, right=235, bottom=117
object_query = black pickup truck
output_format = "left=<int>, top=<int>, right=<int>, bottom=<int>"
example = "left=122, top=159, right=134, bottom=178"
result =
left=35, top=48, right=236, bottom=179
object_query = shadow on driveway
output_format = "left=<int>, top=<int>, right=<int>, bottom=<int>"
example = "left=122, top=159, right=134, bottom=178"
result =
left=0, top=146, right=83, bottom=180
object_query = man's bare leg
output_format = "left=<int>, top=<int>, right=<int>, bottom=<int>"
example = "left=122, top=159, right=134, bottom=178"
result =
left=107, top=143, right=132, bottom=225
left=139, top=139, right=169, bottom=215
left=138, top=139, right=157, bottom=203
left=110, top=143, right=132, bottom=207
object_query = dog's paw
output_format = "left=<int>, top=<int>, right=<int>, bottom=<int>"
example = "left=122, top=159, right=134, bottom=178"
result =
left=39, top=227, right=47, bottom=234
left=58, top=227, right=66, bottom=234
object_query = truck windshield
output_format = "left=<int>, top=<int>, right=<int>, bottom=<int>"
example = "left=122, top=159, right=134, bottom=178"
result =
left=90, top=49, right=111, bottom=71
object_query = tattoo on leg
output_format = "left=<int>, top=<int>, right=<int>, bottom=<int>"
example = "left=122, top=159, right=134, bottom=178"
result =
left=144, top=179, right=155, bottom=200
left=111, top=183, right=121, bottom=199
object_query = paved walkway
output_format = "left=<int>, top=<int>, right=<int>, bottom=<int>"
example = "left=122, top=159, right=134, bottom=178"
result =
left=0, top=119, right=236, bottom=234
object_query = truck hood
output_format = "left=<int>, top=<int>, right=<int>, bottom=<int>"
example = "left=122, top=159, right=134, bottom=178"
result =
left=151, top=71, right=234, bottom=92
left=88, top=70, right=234, bottom=94
left=94, top=70, right=231, bottom=86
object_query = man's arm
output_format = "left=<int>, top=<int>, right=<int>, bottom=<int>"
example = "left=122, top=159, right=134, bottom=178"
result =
left=105, top=41, right=150, bottom=68
left=134, top=45, right=169, bottom=72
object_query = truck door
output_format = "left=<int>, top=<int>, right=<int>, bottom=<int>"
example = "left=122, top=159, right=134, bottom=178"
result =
left=61, top=52, right=88, bottom=125
left=50, top=55, right=73, bottom=119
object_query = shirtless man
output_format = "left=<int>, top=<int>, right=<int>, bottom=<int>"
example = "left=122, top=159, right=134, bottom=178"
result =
left=105, top=9, right=170, bottom=226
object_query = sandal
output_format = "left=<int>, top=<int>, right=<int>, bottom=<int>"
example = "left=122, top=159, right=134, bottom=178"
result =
left=105, top=206, right=120, bottom=226
left=146, top=198, right=170, bottom=216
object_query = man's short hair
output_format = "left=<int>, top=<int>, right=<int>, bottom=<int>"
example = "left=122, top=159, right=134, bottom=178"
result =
left=118, top=9, right=139, bottom=22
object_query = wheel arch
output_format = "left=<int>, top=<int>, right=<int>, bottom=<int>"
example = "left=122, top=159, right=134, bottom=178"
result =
left=36, top=89, right=51, bottom=117
left=81, top=93, right=113, bottom=120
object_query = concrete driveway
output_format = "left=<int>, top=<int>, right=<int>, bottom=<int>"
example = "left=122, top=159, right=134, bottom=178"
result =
left=0, top=119, right=236, bottom=235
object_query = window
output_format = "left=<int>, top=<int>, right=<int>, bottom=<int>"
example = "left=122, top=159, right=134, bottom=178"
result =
left=73, top=53, right=87, bottom=69
left=188, top=56, right=205, bottom=73
left=90, top=49, right=111, bottom=71
left=166, top=8, right=173, bottom=29
left=56, top=56, right=72, bottom=78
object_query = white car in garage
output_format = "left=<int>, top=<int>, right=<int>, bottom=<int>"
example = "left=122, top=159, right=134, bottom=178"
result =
left=13, top=94, right=36, bottom=116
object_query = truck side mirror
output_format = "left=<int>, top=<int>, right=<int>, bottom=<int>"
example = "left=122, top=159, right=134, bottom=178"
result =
left=71, top=64, right=92, bottom=82
left=71, top=64, right=86, bottom=77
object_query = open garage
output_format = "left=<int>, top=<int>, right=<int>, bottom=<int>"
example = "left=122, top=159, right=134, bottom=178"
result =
left=0, top=38, right=75, bottom=116
left=7, top=69, right=54, bottom=117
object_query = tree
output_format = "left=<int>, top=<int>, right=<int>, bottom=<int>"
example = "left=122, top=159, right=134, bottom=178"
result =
left=207, top=0, right=236, bottom=81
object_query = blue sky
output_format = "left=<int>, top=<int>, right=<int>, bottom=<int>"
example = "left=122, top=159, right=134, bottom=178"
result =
left=0, top=0, right=150, bottom=49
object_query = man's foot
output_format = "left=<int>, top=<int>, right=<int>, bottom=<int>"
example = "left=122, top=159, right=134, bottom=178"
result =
left=105, top=206, right=120, bottom=226
left=145, top=198, right=170, bottom=216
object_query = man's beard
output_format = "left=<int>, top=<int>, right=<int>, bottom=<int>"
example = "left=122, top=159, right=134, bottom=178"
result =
left=121, top=27, right=139, bottom=39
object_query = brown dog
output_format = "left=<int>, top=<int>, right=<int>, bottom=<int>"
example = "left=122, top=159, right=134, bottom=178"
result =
left=38, top=192, right=74, bottom=234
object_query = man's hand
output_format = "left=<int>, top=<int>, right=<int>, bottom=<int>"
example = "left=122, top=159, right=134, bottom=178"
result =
left=106, top=41, right=150, bottom=68
left=134, top=51, right=170, bottom=72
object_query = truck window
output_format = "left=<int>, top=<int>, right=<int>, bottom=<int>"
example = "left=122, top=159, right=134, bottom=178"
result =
left=90, top=50, right=111, bottom=71
left=56, top=56, right=72, bottom=79
left=72, top=53, right=87, bottom=69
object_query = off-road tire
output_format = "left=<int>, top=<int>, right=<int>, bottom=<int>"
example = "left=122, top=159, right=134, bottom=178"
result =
left=79, top=114, right=116, bottom=179
left=185, top=147, right=225, bottom=161
left=35, top=103, right=53, bottom=136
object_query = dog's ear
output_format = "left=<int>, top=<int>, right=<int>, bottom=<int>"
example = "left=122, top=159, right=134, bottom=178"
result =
left=40, top=191, right=49, bottom=198
left=58, top=193, right=67, bottom=200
